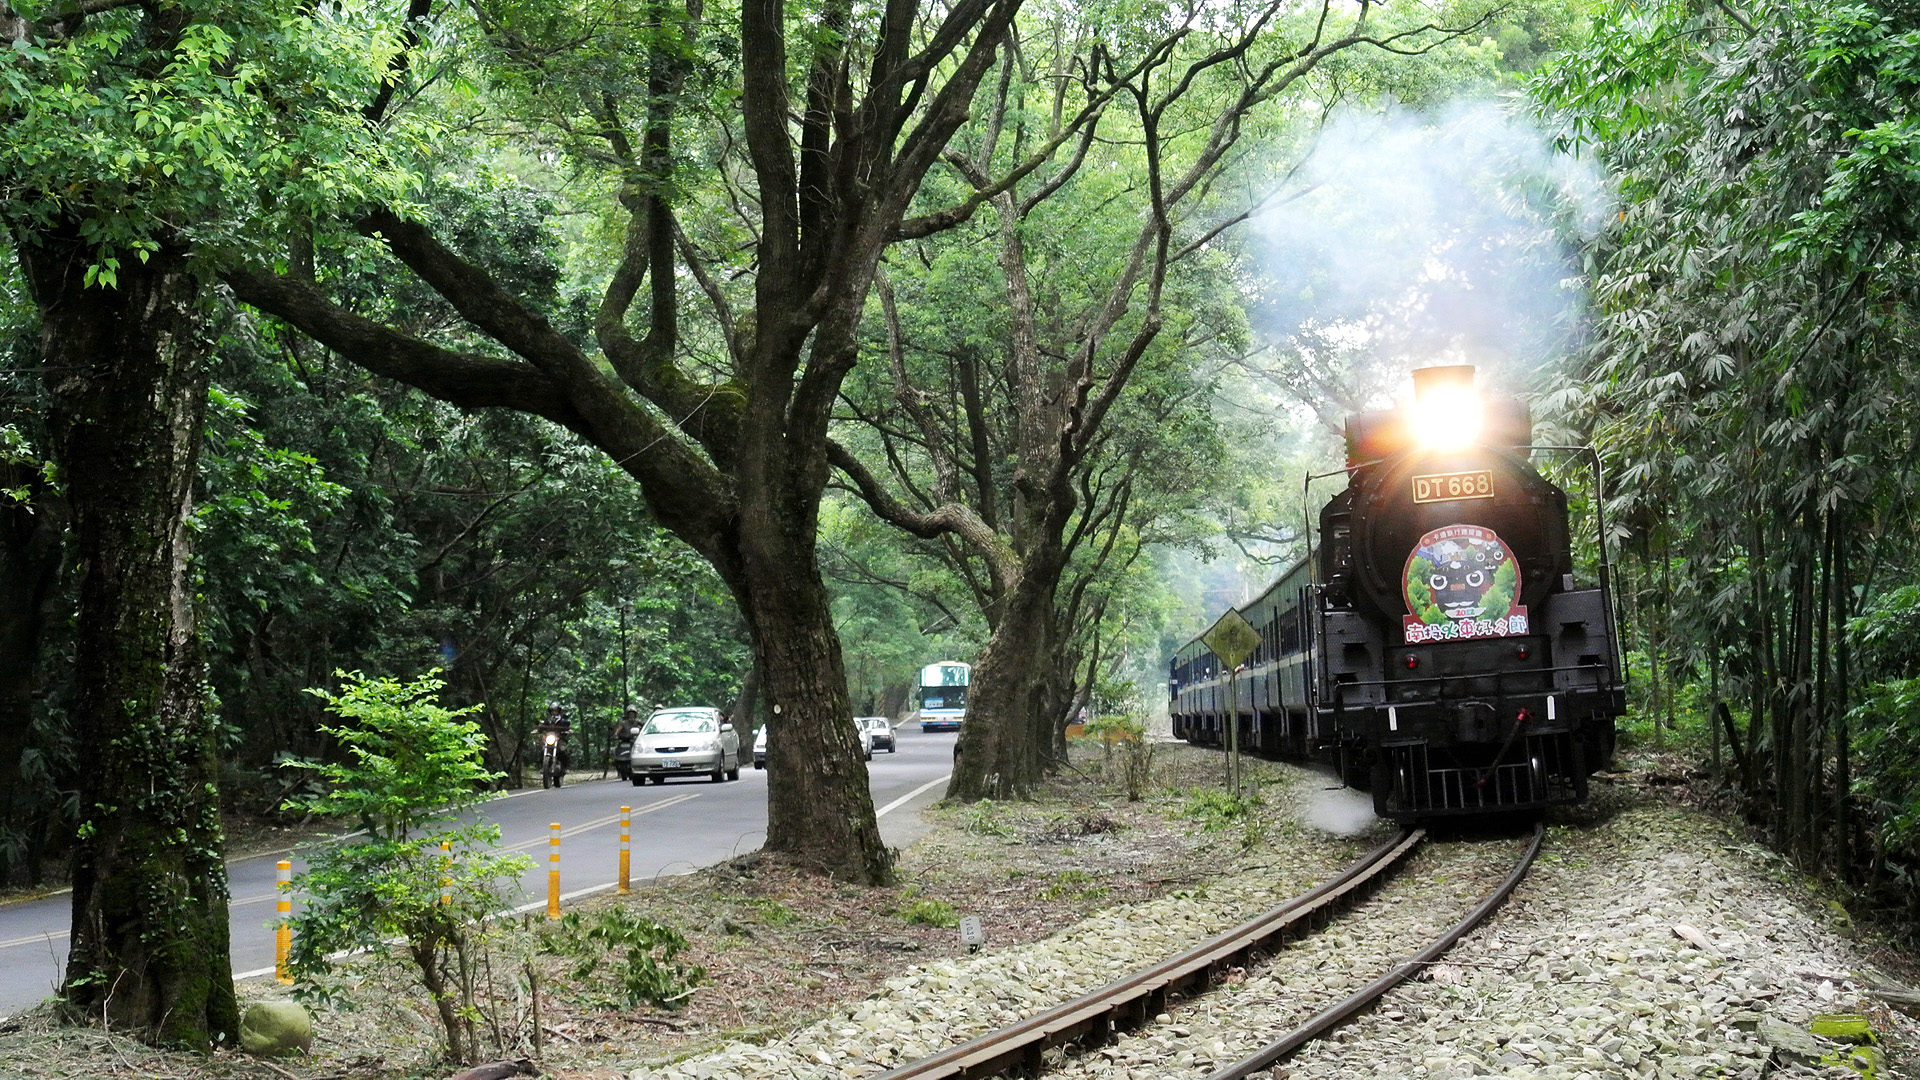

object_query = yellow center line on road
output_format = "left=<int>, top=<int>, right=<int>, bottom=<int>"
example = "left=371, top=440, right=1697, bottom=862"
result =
left=497, top=793, right=701, bottom=854
left=3, top=794, right=709, bottom=951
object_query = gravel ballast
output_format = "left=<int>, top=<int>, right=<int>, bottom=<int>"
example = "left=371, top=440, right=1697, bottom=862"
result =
left=627, top=773, right=1918, bottom=1080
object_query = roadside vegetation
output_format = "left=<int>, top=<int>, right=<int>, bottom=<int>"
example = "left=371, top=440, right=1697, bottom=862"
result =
left=1534, top=0, right=1920, bottom=933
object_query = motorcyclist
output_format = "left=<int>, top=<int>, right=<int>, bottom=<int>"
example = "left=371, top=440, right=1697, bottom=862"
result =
left=537, top=704, right=574, bottom=774
left=612, top=706, right=639, bottom=779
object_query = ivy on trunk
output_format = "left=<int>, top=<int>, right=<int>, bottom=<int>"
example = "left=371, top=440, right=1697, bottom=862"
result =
left=24, top=232, right=238, bottom=1049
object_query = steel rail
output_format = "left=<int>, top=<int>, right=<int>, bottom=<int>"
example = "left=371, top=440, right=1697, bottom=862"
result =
left=872, top=828, right=1425, bottom=1080
left=1205, top=821, right=1546, bottom=1080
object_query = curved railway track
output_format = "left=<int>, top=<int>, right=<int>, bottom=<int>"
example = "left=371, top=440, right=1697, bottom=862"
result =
left=876, top=824, right=1544, bottom=1080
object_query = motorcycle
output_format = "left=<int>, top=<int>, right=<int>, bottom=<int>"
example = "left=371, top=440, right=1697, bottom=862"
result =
left=613, top=728, right=636, bottom=781
left=540, top=731, right=565, bottom=789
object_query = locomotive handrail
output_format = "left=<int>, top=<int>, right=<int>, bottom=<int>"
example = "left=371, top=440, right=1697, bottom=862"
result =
left=1176, top=659, right=1617, bottom=703
left=1516, top=443, right=1625, bottom=694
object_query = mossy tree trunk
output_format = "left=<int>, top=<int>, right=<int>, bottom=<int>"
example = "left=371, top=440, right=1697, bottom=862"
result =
left=21, top=228, right=238, bottom=1049
left=744, top=517, right=889, bottom=881
left=952, top=544, right=1065, bottom=799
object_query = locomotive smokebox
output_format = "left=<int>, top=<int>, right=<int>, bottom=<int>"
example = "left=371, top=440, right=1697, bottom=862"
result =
left=1411, top=364, right=1476, bottom=401
left=1344, top=365, right=1533, bottom=467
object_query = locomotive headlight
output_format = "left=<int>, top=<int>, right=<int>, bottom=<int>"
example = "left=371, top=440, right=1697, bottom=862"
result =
left=1408, top=382, right=1485, bottom=451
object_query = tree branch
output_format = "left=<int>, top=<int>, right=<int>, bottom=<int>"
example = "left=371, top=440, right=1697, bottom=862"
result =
left=223, top=264, right=737, bottom=557
left=221, top=268, right=586, bottom=427
left=363, top=0, right=433, bottom=126
left=827, top=439, right=1018, bottom=589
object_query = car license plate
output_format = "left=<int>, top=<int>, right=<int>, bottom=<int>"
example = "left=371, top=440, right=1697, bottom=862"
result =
left=663, top=759, right=678, bottom=769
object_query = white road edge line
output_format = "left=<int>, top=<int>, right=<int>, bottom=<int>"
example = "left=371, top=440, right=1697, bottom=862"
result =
left=482, top=771, right=956, bottom=919
left=876, top=774, right=950, bottom=818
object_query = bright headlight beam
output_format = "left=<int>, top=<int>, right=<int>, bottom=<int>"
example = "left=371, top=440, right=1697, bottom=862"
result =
left=1409, top=383, right=1485, bottom=451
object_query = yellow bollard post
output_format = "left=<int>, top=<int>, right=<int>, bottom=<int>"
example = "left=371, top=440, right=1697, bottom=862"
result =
left=619, top=806, right=631, bottom=895
left=547, top=822, right=561, bottom=919
left=274, top=859, right=292, bottom=984
left=439, top=840, right=452, bottom=906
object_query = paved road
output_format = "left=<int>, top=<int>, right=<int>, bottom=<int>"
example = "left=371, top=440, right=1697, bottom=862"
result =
left=0, top=726, right=956, bottom=1019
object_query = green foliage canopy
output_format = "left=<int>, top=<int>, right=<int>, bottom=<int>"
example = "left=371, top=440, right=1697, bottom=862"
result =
left=0, top=0, right=425, bottom=280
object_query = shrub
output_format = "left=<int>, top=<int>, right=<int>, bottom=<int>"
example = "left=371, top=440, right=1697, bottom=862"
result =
left=1850, top=679, right=1920, bottom=862
left=1038, top=870, right=1109, bottom=901
left=1849, top=588, right=1920, bottom=867
left=282, top=669, right=530, bottom=1065
left=1176, top=788, right=1269, bottom=850
left=1082, top=714, right=1156, bottom=799
left=1177, top=788, right=1252, bottom=829
left=748, top=897, right=797, bottom=926
left=956, top=800, right=1018, bottom=839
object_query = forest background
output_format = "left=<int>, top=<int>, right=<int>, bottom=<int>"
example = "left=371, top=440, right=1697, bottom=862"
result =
left=2, top=0, right=1917, bottom=1053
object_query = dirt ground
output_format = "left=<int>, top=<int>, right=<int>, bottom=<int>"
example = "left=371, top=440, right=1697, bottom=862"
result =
left=1, top=741, right=1912, bottom=1080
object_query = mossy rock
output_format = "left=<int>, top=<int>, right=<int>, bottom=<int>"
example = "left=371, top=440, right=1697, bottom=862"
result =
left=239, top=1000, right=313, bottom=1057
left=1811, top=1013, right=1876, bottom=1043
left=1822, top=1044, right=1884, bottom=1079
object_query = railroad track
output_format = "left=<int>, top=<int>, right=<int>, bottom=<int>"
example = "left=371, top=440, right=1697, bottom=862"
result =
left=875, top=823, right=1544, bottom=1080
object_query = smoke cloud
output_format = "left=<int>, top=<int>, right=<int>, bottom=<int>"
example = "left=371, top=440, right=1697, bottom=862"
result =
left=1244, top=98, right=1612, bottom=404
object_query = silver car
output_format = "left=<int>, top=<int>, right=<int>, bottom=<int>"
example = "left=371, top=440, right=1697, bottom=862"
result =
left=629, top=707, right=741, bottom=784
left=860, top=716, right=896, bottom=753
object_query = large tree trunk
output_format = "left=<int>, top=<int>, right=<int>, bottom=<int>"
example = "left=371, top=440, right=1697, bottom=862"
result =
left=740, top=481, right=890, bottom=882
left=952, top=566, right=1060, bottom=800
left=21, top=230, right=238, bottom=1049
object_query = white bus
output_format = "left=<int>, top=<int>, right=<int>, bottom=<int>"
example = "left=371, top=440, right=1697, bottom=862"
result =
left=916, top=661, right=970, bottom=732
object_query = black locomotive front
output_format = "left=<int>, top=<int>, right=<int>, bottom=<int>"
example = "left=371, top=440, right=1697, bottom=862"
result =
left=1315, top=366, right=1623, bottom=817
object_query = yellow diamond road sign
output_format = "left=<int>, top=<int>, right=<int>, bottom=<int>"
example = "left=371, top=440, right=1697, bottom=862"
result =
left=1203, top=609, right=1260, bottom=669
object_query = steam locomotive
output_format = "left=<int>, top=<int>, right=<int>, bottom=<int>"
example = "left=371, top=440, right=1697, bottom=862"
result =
left=1169, top=366, right=1624, bottom=819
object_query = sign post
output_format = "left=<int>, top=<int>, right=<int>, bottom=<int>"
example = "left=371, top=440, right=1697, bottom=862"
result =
left=1203, top=610, right=1260, bottom=799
